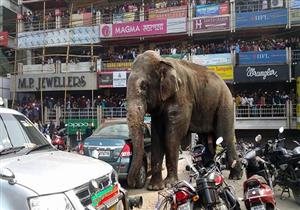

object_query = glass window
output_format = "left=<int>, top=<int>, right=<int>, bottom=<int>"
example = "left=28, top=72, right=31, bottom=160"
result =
left=0, top=116, right=12, bottom=149
left=1, top=114, right=48, bottom=147
left=96, top=124, right=129, bottom=137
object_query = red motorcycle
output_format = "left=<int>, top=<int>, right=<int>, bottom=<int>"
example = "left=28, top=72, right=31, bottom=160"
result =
left=51, top=128, right=67, bottom=151
left=242, top=135, right=276, bottom=210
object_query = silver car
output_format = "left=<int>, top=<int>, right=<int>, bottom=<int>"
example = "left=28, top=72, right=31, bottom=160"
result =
left=0, top=108, right=130, bottom=210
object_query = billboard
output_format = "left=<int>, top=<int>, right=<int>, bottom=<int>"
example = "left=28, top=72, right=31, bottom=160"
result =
left=234, top=65, right=290, bottom=83
left=291, top=9, right=300, bottom=24
left=149, top=5, right=187, bottom=20
left=98, top=71, right=131, bottom=88
left=66, top=119, right=98, bottom=135
left=239, top=50, right=286, bottom=65
left=193, top=15, right=230, bottom=33
left=236, top=9, right=288, bottom=28
left=191, top=53, right=232, bottom=66
left=207, top=65, right=233, bottom=81
left=195, top=3, right=229, bottom=17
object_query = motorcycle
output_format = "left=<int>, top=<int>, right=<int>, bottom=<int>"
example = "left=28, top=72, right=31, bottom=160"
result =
left=155, top=137, right=241, bottom=210
left=51, top=128, right=68, bottom=151
left=242, top=134, right=276, bottom=210
left=263, top=127, right=300, bottom=205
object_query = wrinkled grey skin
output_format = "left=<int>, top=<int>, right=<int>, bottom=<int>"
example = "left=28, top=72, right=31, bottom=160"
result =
left=126, top=50, right=242, bottom=190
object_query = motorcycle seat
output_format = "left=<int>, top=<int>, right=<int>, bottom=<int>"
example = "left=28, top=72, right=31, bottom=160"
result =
left=244, top=175, right=268, bottom=188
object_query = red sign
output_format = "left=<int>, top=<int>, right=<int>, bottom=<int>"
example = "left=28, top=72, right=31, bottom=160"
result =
left=149, top=5, right=188, bottom=20
left=0, top=32, right=8, bottom=46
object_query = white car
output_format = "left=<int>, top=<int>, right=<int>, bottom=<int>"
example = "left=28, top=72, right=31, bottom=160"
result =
left=0, top=108, right=140, bottom=210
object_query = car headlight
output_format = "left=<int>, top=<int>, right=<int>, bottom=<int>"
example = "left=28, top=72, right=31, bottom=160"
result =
left=29, top=194, right=74, bottom=210
left=110, top=169, right=118, bottom=184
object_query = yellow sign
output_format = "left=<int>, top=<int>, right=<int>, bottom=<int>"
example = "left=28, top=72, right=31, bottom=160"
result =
left=207, top=65, right=233, bottom=80
left=103, top=62, right=132, bottom=70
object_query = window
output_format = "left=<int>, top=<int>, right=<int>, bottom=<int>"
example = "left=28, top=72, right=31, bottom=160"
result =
left=0, top=116, right=12, bottom=149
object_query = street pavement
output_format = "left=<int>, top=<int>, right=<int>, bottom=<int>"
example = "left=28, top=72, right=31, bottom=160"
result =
left=126, top=152, right=299, bottom=210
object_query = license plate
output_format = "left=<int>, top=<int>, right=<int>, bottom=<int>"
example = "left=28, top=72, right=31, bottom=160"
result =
left=251, top=205, right=266, bottom=210
left=98, top=150, right=110, bottom=157
left=178, top=202, right=191, bottom=210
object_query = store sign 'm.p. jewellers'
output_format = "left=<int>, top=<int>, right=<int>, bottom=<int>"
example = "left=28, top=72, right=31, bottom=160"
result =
left=246, top=66, right=278, bottom=80
left=18, top=76, right=86, bottom=90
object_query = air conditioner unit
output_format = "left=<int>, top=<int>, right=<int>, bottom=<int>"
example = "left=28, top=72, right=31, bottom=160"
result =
left=271, top=0, right=283, bottom=8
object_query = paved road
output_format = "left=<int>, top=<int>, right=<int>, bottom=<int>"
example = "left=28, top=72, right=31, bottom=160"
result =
left=126, top=152, right=299, bottom=210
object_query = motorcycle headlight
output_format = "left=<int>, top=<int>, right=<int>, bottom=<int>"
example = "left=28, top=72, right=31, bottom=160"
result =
left=29, top=194, right=74, bottom=210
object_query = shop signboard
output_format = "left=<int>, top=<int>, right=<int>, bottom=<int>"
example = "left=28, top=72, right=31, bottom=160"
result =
left=14, top=73, right=97, bottom=92
left=191, top=53, right=232, bottom=66
left=98, top=71, right=130, bottom=88
left=291, top=9, right=300, bottom=24
left=236, top=9, right=288, bottom=28
left=149, top=5, right=187, bottom=20
left=234, top=65, right=289, bottom=83
left=239, top=50, right=286, bottom=65
left=66, top=118, right=98, bottom=135
left=195, top=3, right=229, bottom=17
left=193, top=15, right=230, bottom=33
left=207, top=65, right=233, bottom=81
left=0, top=32, right=8, bottom=47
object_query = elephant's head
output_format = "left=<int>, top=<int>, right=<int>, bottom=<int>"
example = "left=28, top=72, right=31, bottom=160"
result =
left=126, top=50, right=181, bottom=187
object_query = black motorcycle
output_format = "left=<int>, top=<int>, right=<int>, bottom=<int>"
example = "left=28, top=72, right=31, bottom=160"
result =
left=262, top=127, right=300, bottom=205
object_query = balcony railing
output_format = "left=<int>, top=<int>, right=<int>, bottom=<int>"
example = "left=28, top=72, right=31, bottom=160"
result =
left=236, top=104, right=287, bottom=118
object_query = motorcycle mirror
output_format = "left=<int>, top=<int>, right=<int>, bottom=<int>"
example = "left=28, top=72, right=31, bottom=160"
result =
left=255, top=134, right=262, bottom=142
left=216, top=137, right=224, bottom=145
left=279, top=127, right=284, bottom=133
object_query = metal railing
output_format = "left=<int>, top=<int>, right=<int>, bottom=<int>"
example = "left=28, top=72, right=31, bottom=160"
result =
left=61, top=108, right=98, bottom=119
left=102, top=107, right=127, bottom=118
left=236, top=104, right=287, bottom=118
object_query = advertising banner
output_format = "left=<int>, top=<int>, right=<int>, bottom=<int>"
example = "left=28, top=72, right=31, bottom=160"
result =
left=113, top=71, right=127, bottom=87
left=113, top=12, right=136, bottom=23
left=234, top=65, right=289, bottom=83
left=149, top=5, right=187, bottom=20
left=167, top=17, right=187, bottom=33
left=239, top=50, right=286, bottom=65
left=291, top=0, right=300, bottom=8
left=14, top=72, right=97, bottom=92
left=0, top=32, right=8, bottom=46
left=98, top=71, right=130, bottom=88
left=271, top=0, right=284, bottom=8
left=291, top=9, right=300, bottom=24
left=236, top=9, right=288, bottom=28
left=66, top=119, right=98, bottom=135
left=193, top=15, right=230, bottom=33
left=191, top=53, right=232, bottom=66
left=207, top=65, right=233, bottom=80
left=195, top=3, right=229, bottom=17
left=18, top=26, right=99, bottom=49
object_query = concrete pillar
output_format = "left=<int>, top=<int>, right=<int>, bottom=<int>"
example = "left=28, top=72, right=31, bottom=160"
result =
left=26, top=50, right=32, bottom=65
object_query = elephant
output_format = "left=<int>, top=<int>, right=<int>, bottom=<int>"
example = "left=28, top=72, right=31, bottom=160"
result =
left=126, top=50, right=242, bottom=190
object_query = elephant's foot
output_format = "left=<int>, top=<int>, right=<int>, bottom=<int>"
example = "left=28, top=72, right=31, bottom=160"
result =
left=147, top=176, right=164, bottom=191
left=163, top=176, right=178, bottom=188
left=229, top=161, right=243, bottom=180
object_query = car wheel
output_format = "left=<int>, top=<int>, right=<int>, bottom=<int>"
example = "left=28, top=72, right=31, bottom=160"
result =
left=135, top=164, right=146, bottom=189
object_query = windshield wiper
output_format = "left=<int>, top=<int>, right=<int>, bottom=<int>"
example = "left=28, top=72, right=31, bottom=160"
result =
left=25, top=144, right=52, bottom=155
left=0, top=146, right=26, bottom=155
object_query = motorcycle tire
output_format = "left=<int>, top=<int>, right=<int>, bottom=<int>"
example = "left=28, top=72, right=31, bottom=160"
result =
left=292, top=188, right=300, bottom=205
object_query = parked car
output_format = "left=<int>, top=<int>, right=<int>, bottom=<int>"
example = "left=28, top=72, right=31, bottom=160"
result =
left=82, top=119, right=151, bottom=188
left=0, top=108, right=140, bottom=210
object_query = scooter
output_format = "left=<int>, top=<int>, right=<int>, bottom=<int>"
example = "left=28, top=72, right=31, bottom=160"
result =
left=242, top=134, right=276, bottom=210
left=52, top=128, right=67, bottom=150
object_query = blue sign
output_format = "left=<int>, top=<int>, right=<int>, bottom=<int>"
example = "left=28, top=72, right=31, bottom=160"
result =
left=196, top=4, right=219, bottom=17
left=291, top=0, right=300, bottom=8
left=239, top=50, right=286, bottom=65
left=236, top=9, right=288, bottom=28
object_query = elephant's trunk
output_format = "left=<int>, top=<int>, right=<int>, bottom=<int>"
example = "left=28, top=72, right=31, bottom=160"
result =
left=126, top=100, right=146, bottom=188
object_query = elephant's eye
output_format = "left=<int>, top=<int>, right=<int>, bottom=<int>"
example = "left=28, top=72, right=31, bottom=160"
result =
left=140, top=81, right=148, bottom=91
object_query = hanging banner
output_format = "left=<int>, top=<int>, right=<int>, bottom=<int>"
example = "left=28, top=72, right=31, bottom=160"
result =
left=291, top=0, right=300, bottom=8
left=0, top=32, right=8, bottom=46
left=195, top=3, right=229, bottom=17
left=207, top=65, right=233, bottom=81
left=192, top=53, right=232, bottom=66
left=239, top=50, right=286, bottom=65
left=236, top=9, right=288, bottom=28
left=234, top=65, right=289, bottom=83
left=167, top=17, right=187, bottom=34
left=66, top=119, right=98, bottom=135
left=98, top=71, right=130, bottom=88
left=193, top=15, right=230, bottom=33
left=113, top=71, right=127, bottom=87
left=149, top=5, right=187, bottom=20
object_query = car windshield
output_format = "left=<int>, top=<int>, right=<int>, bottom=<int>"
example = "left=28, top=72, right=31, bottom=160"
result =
left=96, top=124, right=129, bottom=137
left=0, top=113, right=49, bottom=150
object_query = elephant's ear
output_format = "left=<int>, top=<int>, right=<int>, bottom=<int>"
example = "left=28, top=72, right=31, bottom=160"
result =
left=159, top=60, right=180, bottom=101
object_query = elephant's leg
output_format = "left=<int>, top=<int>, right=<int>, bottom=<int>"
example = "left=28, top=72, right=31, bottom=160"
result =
left=148, top=115, right=165, bottom=190
left=216, top=105, right=243, bottom=180
left=163, top=105, right=191, bottom=188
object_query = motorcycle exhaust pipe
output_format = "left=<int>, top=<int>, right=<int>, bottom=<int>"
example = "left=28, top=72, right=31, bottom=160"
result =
left=128, top=196, right=143, bottom=208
